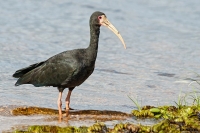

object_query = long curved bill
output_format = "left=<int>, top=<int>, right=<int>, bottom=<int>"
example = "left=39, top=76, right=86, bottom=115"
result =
left=100, top=15, right=126, bottom=49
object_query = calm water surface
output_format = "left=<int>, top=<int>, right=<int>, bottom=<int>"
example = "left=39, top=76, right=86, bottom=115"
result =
left=0, top=0, right=200, bottom=131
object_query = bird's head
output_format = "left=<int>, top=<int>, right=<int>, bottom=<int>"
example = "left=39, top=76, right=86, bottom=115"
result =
left=90, top=11, right=126, bottom=49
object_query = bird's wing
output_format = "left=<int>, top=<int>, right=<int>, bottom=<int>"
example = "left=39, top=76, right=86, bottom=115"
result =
left=13, top=61, right=45, bottom=78
left=15, top=52, right=78, bottom=87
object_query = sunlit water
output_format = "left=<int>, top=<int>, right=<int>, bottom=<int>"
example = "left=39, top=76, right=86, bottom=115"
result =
left=0, top=0, right=200, bottom=132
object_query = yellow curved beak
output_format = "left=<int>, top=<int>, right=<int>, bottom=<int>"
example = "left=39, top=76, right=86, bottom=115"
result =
left=100, top=15, right=126, bottom=49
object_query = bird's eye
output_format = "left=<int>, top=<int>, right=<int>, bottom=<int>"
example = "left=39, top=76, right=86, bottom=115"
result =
left=98, top=16, right=102, bottom=20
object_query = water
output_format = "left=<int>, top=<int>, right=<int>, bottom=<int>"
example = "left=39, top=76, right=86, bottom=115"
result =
left=0, top=0, right=200, bottom=131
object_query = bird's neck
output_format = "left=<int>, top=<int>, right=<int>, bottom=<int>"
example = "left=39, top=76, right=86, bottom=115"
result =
left=87, top=24, right=100, bottom=60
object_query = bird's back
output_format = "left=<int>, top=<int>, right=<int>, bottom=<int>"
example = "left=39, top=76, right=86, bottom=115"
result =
left=13, top=48, right=96, bottom=88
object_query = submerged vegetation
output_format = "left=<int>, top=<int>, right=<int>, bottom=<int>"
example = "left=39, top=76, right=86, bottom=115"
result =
left=131, top=105, right=200, bottom=132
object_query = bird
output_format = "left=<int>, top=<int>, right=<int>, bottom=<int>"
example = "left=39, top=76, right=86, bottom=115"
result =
left=12, top=11, right=126, bottom=118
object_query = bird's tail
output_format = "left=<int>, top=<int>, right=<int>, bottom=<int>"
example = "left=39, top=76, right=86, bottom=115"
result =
left=13, top=61, right=45, bottom=86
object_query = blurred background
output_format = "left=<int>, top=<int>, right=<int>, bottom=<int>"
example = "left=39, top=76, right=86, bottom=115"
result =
left=0, top=0, right=200, bottom=131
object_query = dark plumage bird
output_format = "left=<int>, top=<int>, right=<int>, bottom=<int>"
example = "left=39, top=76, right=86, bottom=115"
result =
left=13, top=11, right=126, bottom=118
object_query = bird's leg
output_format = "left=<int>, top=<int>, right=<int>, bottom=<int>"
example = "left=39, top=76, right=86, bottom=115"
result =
left=57, top=92, right=63, bottom=119
left=65, top=87, right=74, bottom=111
left=57, top=87, right=64, bottom=119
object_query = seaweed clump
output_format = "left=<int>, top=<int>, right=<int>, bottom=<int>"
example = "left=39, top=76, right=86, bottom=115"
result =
left=14, top=125, right=88, bottom=133
left=131, top=105, right=200, bottom=132
left=14, top=123, right=140, bottom=133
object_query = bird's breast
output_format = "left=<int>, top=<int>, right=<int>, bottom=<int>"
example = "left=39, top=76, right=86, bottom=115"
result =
left=64, top=60, right=95, bottom=87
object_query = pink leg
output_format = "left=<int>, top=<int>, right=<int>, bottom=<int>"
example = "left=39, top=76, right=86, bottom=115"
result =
left=65, top=88, right=74, bottom=111
left=57, top=91, right=63, bottom=119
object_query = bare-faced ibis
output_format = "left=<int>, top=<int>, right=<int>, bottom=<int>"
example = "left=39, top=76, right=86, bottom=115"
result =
left=13, top=11, right=126, bottom=118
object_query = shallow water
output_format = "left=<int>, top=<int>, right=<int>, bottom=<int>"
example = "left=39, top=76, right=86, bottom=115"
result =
left=0, top=0, right=200, bottom=132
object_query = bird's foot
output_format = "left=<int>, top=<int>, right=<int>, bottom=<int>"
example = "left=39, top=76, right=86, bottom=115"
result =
left=64, top=107, right=75, bottom=110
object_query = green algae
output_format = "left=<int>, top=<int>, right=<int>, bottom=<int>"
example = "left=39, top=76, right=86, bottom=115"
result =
left=13, top=123, right=139, bottom=133
left=131, top=105, right=200, bottom=132
left=14, top=125, right=88, bottom=133
left=131, top=104, right=200, bottom=119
